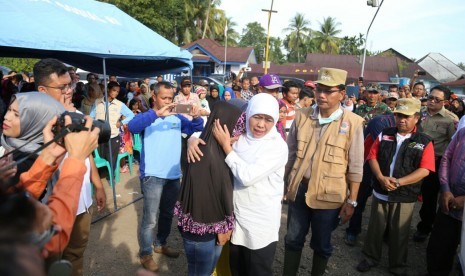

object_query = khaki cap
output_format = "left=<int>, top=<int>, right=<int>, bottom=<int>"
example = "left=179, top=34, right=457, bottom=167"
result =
left=315, top=67, right=347, bottom=87
left=394, top=98, right=421, bottom=116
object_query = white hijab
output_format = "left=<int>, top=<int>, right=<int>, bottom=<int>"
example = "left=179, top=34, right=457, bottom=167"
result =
left=233, top=93, right=281, bottom=162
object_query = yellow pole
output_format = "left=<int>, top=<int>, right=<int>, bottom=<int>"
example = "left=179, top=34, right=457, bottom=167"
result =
left=263, top=0, right=275, bottom=74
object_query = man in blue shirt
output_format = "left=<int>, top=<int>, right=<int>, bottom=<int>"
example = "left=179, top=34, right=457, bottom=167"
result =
left=128, top=81, right=203, bottom=272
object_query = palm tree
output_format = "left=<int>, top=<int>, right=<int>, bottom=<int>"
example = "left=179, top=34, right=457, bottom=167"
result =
left=312, top=16, right=342, bottom=54
left=184, top=0, right=210, bottom=41
left=284, top=13, right=311, bottom=63
left=222, top=17, right=240, bottom=46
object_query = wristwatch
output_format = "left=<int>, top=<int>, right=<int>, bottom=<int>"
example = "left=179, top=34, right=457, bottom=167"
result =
left=346, top=198, right=358, bottom=208
left=395, top=178, right=401, bottom=188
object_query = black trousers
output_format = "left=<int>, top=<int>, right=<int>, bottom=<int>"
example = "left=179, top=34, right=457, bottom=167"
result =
left=426, top=211, right=462, bottom=275
left=229, top=241, right=277, bottom=276
left=417, top=157, right=442, bottom=234
left=98, top=135, right=120, bottom=174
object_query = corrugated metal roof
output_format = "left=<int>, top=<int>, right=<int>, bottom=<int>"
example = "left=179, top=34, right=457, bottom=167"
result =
left=417, top=53, right=465, bottom=83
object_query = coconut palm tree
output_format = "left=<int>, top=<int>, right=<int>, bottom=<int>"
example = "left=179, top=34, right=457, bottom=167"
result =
left=284, top=13, right=311, bottom=63
left=312, top=16, right=342, bottom=54
left=222, top=17, right=240, bottom=46
left=184, top=0, right=210, bottom=41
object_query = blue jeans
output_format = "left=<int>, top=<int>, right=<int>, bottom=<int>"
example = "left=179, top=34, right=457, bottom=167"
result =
left=139, top=176, right=180, bottom=256
left=285, top=183, right=340, bottom=258
left=183, top=237, right=223, bottom=276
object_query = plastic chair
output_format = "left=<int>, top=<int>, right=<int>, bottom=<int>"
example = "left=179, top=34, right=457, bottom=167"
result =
left=133, top=133, right=142, bottom=157
left=115, top=151, right=133, bottom=183
left=93, top=149, right=113, bottom=187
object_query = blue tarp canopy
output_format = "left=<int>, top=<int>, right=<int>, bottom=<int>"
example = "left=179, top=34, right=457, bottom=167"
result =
left=0, top=0, right=192, bottom=77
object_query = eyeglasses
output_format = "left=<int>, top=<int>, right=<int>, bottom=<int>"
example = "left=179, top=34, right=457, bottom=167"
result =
left=427, top=96, right=444, bottom=103
left=182, top=84, right=192, bottom=87
left=42, top=83, right=73, bottom=93
left=315, top=87, right=341, bottom=94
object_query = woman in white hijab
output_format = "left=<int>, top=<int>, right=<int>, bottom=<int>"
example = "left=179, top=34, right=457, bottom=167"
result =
left=213, top=93, right=288, bottom=276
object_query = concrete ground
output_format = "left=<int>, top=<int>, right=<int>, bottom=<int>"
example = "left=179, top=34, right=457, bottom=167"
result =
left=83, top=165, right=443, bottom=276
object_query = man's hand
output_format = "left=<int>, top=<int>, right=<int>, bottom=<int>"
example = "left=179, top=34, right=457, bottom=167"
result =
left=64, top=116, right=100, bottom=161
left=454, top=196, right=465, bottom=210
left=154, top=103, right=176, bottom=117
left=189, top=104, right=201, bottom=118
left=41, top=116, right=67, bottom=165
left=61, top=94, right=75, bottom=112
left=339, top=203, right=355, bottom=224
left=187, top=136, right=206, bottom=163
left=94, top=187, right=106, bottom=212
left=377, top=175, right=396, bottom=191
left=441, top=191, right=455, bottom=213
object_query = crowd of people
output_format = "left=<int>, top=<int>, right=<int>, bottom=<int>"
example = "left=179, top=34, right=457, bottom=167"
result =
left=1, top=58, right=465, bottom=276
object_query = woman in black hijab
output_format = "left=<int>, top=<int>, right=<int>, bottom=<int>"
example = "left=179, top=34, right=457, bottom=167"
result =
left=206, top=85, right=221, bottom=111
left=175, top=101, right=242, bottom=276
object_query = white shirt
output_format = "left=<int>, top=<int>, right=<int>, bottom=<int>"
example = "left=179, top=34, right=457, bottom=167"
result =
left=225, top=137, right=288, bottom=250
left=372, top=132, right=411, bottom=202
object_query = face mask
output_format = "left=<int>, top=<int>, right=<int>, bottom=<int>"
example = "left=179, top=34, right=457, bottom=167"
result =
left=318, top=108, right=343, bottom=125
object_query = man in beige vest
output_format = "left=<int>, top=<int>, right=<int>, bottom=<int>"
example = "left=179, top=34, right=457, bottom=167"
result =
left=283, top=68, right=365, bottom=276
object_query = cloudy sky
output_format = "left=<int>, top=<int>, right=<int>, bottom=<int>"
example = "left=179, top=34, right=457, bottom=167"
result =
left=220, top=0, right=465, bottom=64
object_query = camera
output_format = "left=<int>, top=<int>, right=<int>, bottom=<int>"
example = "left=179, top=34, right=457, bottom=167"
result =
left=54, top=111, right=111, bottom=144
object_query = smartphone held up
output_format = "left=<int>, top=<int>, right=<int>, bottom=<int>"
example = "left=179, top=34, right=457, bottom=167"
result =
left=173, top=104, right=193, bottom=114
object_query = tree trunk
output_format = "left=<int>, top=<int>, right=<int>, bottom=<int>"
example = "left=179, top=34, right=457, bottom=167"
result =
left=202, top=0, right=212, bottom=39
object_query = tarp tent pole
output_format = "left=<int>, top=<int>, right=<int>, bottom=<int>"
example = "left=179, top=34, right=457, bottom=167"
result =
left=102, top=58, right=118, bottom=211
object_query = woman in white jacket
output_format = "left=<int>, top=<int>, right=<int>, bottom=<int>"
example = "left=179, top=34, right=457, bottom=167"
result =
left=213, top=93, right=288, bottom=276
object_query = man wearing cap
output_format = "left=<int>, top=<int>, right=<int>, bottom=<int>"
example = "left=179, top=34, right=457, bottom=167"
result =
left=283, top=68, right=365, bottom=276
left=355, top=83, right=391, bottom=123
left=385, top=92, right=399, bottom=111
left=357, top=98, right=435, bottom=275
left=304, top=80, right=316, bottom=90
left=259, top=73, right=283, bottom=98
left=413, top=85, right=459, bottom=243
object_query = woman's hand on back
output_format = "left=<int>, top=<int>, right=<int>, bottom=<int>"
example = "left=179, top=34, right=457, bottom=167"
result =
left=213, top=119, right=232, bottom=155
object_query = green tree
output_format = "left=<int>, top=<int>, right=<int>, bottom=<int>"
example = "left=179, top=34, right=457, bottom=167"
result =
left=268, top=37, right=285, bottom=64
left=284, top=13, right=311, bottom=63
left=312, top=16, right=342, bottom=54
left=339, top=33, right=365, bottom=55
left=458, top=62, right=465, bottom=70
left=0, top=58, right=39, bottom=73
left=101, top=0, right=186, bottom=44
left=239, top=22, right=266, bottom=63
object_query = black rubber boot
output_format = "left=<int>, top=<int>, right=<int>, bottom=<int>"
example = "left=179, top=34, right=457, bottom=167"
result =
left=282, top=249, right=303, bottom=276
left=311, top=253, right=329, bottom=276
